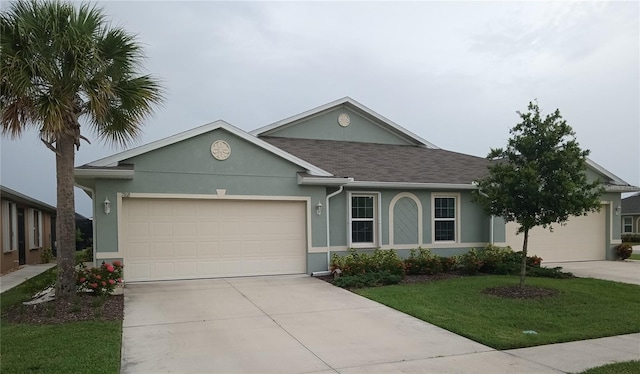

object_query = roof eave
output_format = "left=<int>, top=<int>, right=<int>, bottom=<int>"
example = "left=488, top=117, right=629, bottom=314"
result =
left=604, top=185, right=640, bottom=192
left=297, top=175, right=354, bottom=185
left=74, top=169, right=135, bottom=179
left=346, top=181, right=477, bottom=190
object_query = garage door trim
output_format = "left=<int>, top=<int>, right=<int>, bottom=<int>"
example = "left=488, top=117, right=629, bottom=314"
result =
left=100, top=192, right=312, bottom=263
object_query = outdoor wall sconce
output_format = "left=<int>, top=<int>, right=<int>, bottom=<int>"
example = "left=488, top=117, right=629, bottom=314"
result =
left=104, top=197, right=111, bottom=215
left=615, top=205, right=621, bottom=216
left=316, top=201, right=323, bottom=216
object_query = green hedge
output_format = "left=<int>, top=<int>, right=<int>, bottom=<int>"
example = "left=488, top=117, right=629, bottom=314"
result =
left=328, top=245, right=571, bottom=288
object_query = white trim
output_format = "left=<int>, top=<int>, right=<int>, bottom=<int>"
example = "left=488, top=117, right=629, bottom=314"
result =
left=604, top=185, right=640, bottom=192
left=587, top=158, right=636, bottom=187
left=250, top=97, right=440, bottom=149
left=389, top=192, right=423, bottom=246
left=347, top=191, right=380, bottom=248
left=113, top=193, right=312, bottom=266
left=85, top=121, right=333, bottom=177
left=431, top=193, right=461, bottom=244
left=348, top=181, right=477, bottom=189
left=297, top=175, right=354, bottom=185
left=2, top=201, right=18, bottom=252
left=75, top=168, right=134, bottom=179
left=119, top=192, right=312, bottom=201
left=610, top=239, right=622, bottom=245
left=28, top=209, right=42, bottom=249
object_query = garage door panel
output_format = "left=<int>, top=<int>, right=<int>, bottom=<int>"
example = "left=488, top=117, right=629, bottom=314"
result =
left=505, top=209, right=606, bottom=262
left=123, top=198, right=307, bottom=281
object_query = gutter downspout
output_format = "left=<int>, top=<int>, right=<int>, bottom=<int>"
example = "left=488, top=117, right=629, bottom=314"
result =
left=475, top=184, right=494, bottom=245
left=311, top=185, right=344, bottom=276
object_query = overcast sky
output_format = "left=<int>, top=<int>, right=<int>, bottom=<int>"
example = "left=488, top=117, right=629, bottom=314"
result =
left=1, top=0, right=638, bottom=217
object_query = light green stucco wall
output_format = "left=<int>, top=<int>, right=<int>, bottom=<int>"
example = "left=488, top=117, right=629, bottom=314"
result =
left=265, top=107, right=414, bottom=145
left=92, top=129, right=329, bottom=262
left=327, top=189, right=493, bottom=249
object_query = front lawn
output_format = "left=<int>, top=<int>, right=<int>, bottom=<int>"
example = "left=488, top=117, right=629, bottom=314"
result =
left=0, top=268, right=122, bottom=374
left=356, top=276, right=640, bottom=350
left=580, top=360, right=640, bottom=374
left=629, top=254, right=640, bottom=261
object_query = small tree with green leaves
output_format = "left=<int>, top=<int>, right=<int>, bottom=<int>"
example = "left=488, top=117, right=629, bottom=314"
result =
left=473, top=101, right=603, bottom=287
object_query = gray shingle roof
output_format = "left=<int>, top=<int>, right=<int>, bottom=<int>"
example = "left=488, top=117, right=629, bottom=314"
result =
left=261, top=137, right=491, bottom=184
left=622, top=193, right=640, bottom=214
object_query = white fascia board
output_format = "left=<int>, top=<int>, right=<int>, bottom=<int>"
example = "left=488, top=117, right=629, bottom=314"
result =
left=346, top=181, right=477, bottom=190
left=250, top=97, right=440, bottom=149
left=297, top=175, right=354, bottom=185
left=586, top=158, right=633, bottom=186
left=85, top=120, right=332, bottom=177
left=605, top=185, right=640, bottom=192
left=74, top=168, right=135, bottom=179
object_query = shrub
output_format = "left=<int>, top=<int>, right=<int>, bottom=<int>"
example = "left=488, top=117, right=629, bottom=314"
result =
left=331, top=249, right=404, bottom=276
left=440, top=256, right=457, bottom=273
left=458, top=248, right=483, bottom=275
left=404, top=248, right=442, bottom=275
left=478, top=245, right=514, bottom=273
left=333, top=271, right=402, bottom=289
left=40, top=247, right=54, bottom=264
left=616, top=243, right=633, bottom=260
left=76, top=261, right=123, bottom=296
left=527, top=266, right=573, bottom=279
left=83, top=246, right=94, bottom=262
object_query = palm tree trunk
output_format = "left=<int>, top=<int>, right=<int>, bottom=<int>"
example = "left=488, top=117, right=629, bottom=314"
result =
left=519, top=229, right=529, bottom=288
left=55, top=133, right=77, bottom=299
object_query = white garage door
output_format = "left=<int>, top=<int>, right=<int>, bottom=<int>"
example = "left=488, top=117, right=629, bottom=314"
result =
left=505, top=209, right=606, bottom=262
left=122, top=198, right=307, bottom=281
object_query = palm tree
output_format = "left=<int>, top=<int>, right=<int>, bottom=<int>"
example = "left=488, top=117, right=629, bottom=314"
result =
left=0, top=0, right=163, bottom=298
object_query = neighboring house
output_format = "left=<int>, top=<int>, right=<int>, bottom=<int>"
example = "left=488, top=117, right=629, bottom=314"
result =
left=74, top=97, right=640, bottom=282
left=0, top=185, right=56, bottom=274
left=75, top=213, right=93, bottom=251
left=621, top=193, right=640, bottom=235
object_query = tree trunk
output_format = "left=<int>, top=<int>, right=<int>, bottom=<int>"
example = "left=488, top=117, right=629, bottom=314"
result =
left=55, top=133, right=77, bottom=299
left=520, top=229, right=529, bottom=288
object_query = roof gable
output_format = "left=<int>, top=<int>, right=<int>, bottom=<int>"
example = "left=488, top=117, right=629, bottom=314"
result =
left=85, top=121, right=332, bottom=177
left=250, top=97, right=439, bottom=148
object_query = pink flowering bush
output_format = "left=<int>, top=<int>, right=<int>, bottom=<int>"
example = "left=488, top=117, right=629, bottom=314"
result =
left=76, top=261, right=124, bottom=296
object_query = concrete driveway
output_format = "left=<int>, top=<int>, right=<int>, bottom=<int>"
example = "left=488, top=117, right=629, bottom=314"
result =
left=120, top=275, right=559, bottom=373
left=543, top=260, right=640, bottom=285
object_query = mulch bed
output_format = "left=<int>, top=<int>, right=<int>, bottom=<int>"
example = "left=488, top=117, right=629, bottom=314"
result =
left=2, top=294, right=124, bottom=325
left=317, top=272, right=559, bottom=300
left=482, top=285, right=560, bottom=299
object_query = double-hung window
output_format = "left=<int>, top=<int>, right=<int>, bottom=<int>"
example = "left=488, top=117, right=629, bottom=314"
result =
left=433, top=195, right=457, bottom=242
left=2, top=201, right=17, bottom=252
left=350, top=194, right=377, bottom=247
left=623, top=217, right=633, bottom=233
left=29, top=209, right=42, bottom=249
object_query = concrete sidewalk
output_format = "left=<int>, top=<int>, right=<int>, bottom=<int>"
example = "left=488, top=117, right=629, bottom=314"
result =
left=0, top=263, right=56, bottom=294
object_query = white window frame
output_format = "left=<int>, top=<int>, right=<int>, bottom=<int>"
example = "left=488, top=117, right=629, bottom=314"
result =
left=2, top=201, right=18, bottom=253
left=29, top=209, right=43, bottom=249
left=347, top=192, right=381, bottom=248
left=622, top=216, right=633, bottom=233
left=432, top=193, right=460, bottom=243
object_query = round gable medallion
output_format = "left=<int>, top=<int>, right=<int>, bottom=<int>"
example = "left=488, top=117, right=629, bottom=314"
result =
left=338, top=113, right=351, bottom=127
left=211, top=140, right=231, bottom=160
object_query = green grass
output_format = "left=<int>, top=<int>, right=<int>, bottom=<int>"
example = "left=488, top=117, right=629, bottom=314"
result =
left=629, top=254, right=640, bottom=261
left=579, top=361, right=640, bottom=374
left=1, top=267, right=122, bottom=374
left=356, top=276, right=640, bottom=350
